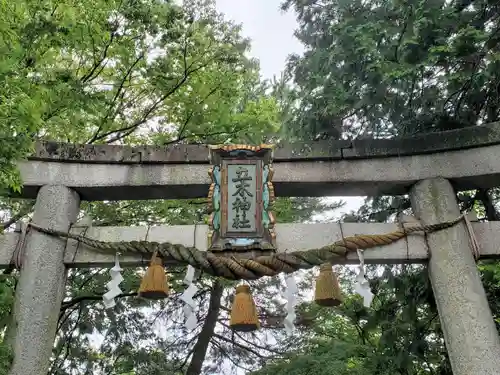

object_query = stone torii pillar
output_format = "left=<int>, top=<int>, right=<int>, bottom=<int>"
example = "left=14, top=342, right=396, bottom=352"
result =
left=8, top=185, right=80, bottom=375
left=411, top=178, right=500, bottom=375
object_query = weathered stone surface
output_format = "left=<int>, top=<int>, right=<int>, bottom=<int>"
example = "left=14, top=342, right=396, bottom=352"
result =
left=15, top=141, right=500, bottom=200
left=33, top=140, right=347, bottom=164
left=411, top=178, right=500, bottom=375
left=7, top=186, right=80, bottom=375
left=13, top=122, right=500, bottom=200
left=33, top=141, right=211, bottom=164
left=342, top=121, right=500, bottom=159
left=30, top=122, right=500, bottom=164
left=273, top=140, right=346, bottom=160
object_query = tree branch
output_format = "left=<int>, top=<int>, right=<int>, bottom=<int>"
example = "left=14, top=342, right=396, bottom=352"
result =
left=87, top=52, right=146, bottom=144
left=477, top=188, right=499, bottom=221
left=185, top=280, right=224, bottom=375
left=95, top=45, right=230, bottom=144
left=213, top=333, right=273, bottom=360
left=60, top=292, right=137, bottom=312
left=81, top=31, right=116, bottom=83
left=1, top=204, right=34, bottom=230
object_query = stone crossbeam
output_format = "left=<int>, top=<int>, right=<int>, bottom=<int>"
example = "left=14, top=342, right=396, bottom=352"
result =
left=1, top=221, right=498, bottom=268
left=15, top=122, right=500, bottom=200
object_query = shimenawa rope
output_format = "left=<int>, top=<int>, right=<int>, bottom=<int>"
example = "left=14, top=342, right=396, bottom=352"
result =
left=26, top=217, right=463, bottom=280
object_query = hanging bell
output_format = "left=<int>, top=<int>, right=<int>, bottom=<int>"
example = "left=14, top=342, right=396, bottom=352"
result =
left=314, top=263, right=343, bottom=307
left=138, top=253, right=169, bottom=300
left=230, top=284, right=260, bottom=332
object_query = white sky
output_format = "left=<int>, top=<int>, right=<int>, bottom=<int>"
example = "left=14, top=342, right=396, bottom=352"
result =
left=215, top=0, right=364, bottom=216
left=215, top=0, right=303, bottom=80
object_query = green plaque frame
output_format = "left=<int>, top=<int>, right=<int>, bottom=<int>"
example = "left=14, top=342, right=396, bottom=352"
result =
left=207, top=144, right=276, bottom=252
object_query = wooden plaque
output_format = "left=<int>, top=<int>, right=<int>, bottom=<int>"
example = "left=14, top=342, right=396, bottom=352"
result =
left=207, top=144, right=276, bottom=252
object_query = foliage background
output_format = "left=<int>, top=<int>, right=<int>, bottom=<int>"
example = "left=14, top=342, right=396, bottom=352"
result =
left=1, top=0, right=500, bottom=374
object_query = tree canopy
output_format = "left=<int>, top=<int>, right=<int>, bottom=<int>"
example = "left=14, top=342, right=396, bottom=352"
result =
left=0, top=0, right=280, bottom=193
left=1, top=0, right=500, bottom=374
left=280, top=0, right=500, bottom=139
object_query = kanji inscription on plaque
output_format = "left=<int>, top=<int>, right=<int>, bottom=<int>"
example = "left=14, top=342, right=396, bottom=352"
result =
left=228, top=165, right=256, bottom=232
left=207, top=145, right=276, bottom=252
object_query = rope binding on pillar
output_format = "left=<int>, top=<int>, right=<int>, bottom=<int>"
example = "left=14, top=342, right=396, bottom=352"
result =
left=22, top=216, right=468, bottom=281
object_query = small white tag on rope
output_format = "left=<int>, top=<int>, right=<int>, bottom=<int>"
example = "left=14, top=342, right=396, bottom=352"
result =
left=284, top=311, right=296, bottom=333
left=183, top=264, right=196, bottom=285
left=103, top=253, right=123, bottom=309
left=180, top=283, right=197, bottom=306
left=186, top=309, right=198, bottom=330
left=181, top=304, right=197, bottom=330
left=103, top=279, right=122, bottom=299
left=357, top=249, right=365, bottom=269
left=354, top=249, right=373, bottom=308
left=181, top=265, right=198, bottom=329
left=283, top=274, right=298, bottom=334
left=107, top=272, right=124, bottom=286
left=354, top=272, right=373, bottom=308
left=111, top=254, right=123, bottom=273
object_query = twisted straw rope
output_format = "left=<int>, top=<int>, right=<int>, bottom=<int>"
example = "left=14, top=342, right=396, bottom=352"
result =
left=28, top=217, right=462, bottom=280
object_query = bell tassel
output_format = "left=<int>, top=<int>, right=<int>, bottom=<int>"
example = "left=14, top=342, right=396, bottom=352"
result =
left=138, top=252, right=169, bottom=300
left=230, top=284, right=260, bottom=332
left=314, top=263, right=343, bottom=307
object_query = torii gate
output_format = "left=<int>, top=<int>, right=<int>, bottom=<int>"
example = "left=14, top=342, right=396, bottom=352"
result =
left=4, top=122, right=500, bottom=375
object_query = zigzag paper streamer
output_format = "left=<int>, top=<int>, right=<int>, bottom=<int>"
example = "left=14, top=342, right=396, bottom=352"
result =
left=102, top=253, right=123, bottom=309
left=180, top=265, right=198, bottom=330
left=354, top=249, right=373, bottom=308
left=283, top=274, right=298, bottom=334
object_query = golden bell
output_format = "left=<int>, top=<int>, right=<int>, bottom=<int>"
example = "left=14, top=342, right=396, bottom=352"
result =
left=314, top=263, right=343, bottom=307
left=230, top=284, right=260, bottom=332
left=138, top=254, right=169, bottom=300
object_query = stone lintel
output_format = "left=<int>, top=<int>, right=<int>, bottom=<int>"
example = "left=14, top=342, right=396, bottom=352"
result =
left=29, top=122, right=500, bottom=164
left=15, top=140, right=500, bottom=200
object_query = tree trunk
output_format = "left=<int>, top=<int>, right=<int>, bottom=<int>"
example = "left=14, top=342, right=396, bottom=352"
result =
left=185, top=280, right=224, bottom=375
left=477, top=188, right=499, bottom=221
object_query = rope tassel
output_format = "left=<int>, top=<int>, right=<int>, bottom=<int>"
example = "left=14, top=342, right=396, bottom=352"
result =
left=314, top=263, right=343, bottom=307
left=138, top=252, right=169, bottom=300
left=27, top=216, right=465, bottom=281
left=230, top=284, right=260, bottom=332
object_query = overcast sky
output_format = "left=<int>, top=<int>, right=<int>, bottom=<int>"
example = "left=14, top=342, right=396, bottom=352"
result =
left=215, top=0, right=304, bottom=80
